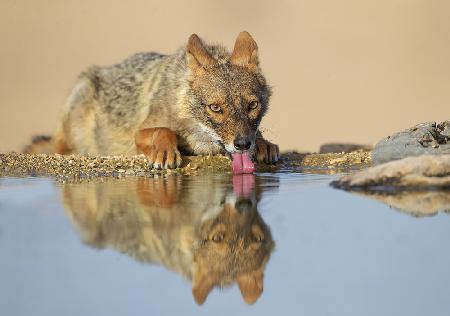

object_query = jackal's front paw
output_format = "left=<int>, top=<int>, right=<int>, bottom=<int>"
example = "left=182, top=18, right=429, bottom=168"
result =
left=135, top=127, right=183, bottom=169
left=148, top=146, right=182, bottom=169
left=255, top=138, right=280, bottom=164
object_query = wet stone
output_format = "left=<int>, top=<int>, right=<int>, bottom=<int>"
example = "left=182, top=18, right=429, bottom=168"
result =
left=331, top=154, right=450, bottom=190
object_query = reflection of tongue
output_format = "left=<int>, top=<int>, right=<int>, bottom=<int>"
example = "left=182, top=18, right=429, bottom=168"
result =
left=231, top=152, right=255, bottom=174
left=233, top=174, right=255, bottom=198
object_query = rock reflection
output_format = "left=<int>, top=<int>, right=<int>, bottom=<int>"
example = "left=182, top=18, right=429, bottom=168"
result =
left=61, top=174, right=276, bottom=304
left=354, top=190, right=450, bottom=217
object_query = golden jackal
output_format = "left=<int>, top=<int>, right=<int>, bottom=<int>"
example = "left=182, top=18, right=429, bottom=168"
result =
left=29, top=32, right=279, bottom=172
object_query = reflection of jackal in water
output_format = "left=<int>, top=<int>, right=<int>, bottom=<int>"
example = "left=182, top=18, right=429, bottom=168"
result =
left=62, top=175, right=275, bottom=304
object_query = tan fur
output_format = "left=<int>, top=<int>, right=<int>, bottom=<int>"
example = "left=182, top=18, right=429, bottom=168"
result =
left=135, top=127, right=182, bottom=169
left=231, top=31, right=259, bottom=69
left=26, top=32, right=279, bottom=168
left=62, top=175, right=275, bottom=304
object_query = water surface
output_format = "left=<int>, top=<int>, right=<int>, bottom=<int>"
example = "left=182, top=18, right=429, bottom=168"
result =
left=1, top=173, right=450, bottom=316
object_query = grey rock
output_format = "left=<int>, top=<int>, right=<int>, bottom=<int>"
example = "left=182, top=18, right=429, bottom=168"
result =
left=372, top=120, right=450, bottom=164
left=441, top=122, right=450, bottom=138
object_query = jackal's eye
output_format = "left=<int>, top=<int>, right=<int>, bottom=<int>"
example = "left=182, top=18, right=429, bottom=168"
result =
left=208, top=104, right=222, bottom=113
left=211, top=233, right=225, bottom=242
left=248, top=101, right=259, bottom=111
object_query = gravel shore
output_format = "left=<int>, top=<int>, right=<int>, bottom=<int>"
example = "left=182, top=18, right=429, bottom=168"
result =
left=0, top=151, right=371, bottom=180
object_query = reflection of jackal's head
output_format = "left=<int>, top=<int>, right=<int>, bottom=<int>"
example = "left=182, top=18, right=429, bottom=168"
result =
left=62, top=175, right=274, bottom=305
left=185, top=32, right=271, bottom=154
left=192, top=194, right=274, bottom=305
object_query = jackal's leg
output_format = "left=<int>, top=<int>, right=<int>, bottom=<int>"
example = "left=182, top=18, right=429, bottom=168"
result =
left=135, top=127, right=182, bottom=169
left=54, top=132, right=72, bottom=155
left=53, top=118, right=73, bottom=155
left=255, top=135, right=279, bottom=164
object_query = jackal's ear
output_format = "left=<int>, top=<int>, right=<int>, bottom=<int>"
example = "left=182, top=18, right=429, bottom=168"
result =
left=186, top=34, right=215, bottom=72
left=192, top=264, right=216, bottom=305
left=236, top=267, right=264, bottom=304
left=231, top=31, right=259, bottom=69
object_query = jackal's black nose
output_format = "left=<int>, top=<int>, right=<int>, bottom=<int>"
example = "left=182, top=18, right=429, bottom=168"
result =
left=234, top=136, right=252, bottom=151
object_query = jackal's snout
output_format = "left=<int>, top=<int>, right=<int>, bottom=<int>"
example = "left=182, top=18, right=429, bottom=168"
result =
left=234, top=135, right=252, bottom=151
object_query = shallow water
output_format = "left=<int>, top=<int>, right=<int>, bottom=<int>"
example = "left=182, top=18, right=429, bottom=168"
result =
left=1, top=173, right=450, bottom=316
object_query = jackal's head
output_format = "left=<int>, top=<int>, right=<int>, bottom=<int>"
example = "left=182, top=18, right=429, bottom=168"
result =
left=185, top=31, right=271, bottom=154
left=192, top=194, right=274, bottom=305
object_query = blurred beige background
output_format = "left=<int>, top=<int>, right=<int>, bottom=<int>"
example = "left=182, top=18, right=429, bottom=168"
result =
left=1, top=0, right=449, bottom=153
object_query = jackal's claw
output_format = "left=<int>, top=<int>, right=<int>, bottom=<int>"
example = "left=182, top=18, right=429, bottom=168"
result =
left=255, top=138, right=280, bottom=164
left=147, top=147, right=182, bottom=169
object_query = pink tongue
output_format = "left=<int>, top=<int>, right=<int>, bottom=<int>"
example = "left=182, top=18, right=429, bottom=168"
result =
left=231, top=152, right=255, bottom=174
